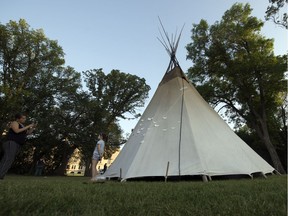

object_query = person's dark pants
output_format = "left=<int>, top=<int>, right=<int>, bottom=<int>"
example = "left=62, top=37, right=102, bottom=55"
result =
left=0, top=141, right=20, bottom=179
left=34, top=167, right=43, bottom=176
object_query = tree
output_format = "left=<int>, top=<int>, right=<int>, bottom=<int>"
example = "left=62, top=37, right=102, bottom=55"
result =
left=81, top=69, right=150, bottom=176
left=83, top=69, right=150, bottom=123
left=186, top=3, right=287, bottom=173
left=265, top=0, right=288, bottom=29
left=0, top=19, right=65, bottom=135
left=0, top=19, right=83, bottom=174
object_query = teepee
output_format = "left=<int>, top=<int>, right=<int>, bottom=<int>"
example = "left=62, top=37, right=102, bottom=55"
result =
left=103, top=23, right=275, bottom=181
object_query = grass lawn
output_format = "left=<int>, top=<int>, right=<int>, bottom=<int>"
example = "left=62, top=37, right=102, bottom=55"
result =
left=0, top=175, right=286, bottom=216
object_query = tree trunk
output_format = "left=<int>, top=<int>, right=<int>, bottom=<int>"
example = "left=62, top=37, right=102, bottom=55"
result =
left=28, top=161, right=37, bottom=175
left=54, top=160, right=69, bottom=176
left=84, top=159, right=91, bottom=177
left=246, top=89, right=286, bottom=174
left=254, top=120, right=286, bottom=174
left=53, top=147, right=75, bottom=176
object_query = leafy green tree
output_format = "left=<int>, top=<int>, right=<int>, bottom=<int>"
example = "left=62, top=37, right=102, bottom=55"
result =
left=0, top=19, right=65, bottom=135
left=24, top=66, right=150, bottom=177
left=0, top=19, right=83, bottom=174
left=81, top=69, right=150, bottom=176
left=83, top=69, right=150, bottom=123
left=10, top=66, right=82, bottom=175
left=186, top=3, right=287, bottom=173
left=265, top=0, right=288, bottom=29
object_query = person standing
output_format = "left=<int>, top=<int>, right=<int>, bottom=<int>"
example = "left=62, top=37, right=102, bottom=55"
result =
left=0, top=113, right=36, bottom=180
left=34, top=158, right=45, bottom=176
left=103, top=163, right=107, bottom=174
left=91, top=133, right=107, bottom=181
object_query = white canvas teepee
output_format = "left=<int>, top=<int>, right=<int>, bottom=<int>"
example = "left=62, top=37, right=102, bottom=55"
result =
left=103, top=25, right=275, bottom=181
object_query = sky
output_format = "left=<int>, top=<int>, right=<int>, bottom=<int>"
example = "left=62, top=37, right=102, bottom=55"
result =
left=1, top=0, right=287, bottom=135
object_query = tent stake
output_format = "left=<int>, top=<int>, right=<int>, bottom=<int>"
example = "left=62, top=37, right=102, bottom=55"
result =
left=273, top=170, right=281, bottom=175
left=202, top=175, right=208, bottom=182
left=261, top=172, right=267, bottom=179
left=120, top=168, right=122, bottom=181
left=165, top=161, right=170, bottom=182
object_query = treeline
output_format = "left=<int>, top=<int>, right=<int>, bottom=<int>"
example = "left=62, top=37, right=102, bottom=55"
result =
left=0, top=19, right=150, bottom=176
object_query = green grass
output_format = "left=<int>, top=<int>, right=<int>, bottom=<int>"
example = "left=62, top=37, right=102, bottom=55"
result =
left=0, top=175, right=286, bottom=216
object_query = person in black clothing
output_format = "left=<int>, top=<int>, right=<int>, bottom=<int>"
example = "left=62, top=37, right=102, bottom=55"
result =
left=34, top=158, right=45, bottom=176
left=103, top=163, right=107, bottom=174
left=0, top=113, right=36, bottom=180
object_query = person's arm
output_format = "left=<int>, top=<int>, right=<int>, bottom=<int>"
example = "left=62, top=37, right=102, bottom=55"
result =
left=10, top=121, right=34, bottom=134
left=27, top=127, right=35, bottom=135
left=97, top=142, right=104, bottom=161
left=97, top=143, right=101, bottom=156
left=27, top=122, right=37, bottom=135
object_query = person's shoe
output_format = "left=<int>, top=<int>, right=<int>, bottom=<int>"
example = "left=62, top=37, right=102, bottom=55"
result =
left=91, top=176, right=106, bottom=183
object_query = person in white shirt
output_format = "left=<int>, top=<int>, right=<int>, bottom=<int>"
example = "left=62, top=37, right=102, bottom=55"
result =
left=91, top=133, right=107, bottom=181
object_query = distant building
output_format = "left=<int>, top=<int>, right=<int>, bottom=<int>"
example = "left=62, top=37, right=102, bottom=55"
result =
left=65, top=148, right=84, bottom=176
left=65, top=148, right=120, bottom=176
left=97, top=151, right=120, bottom=173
